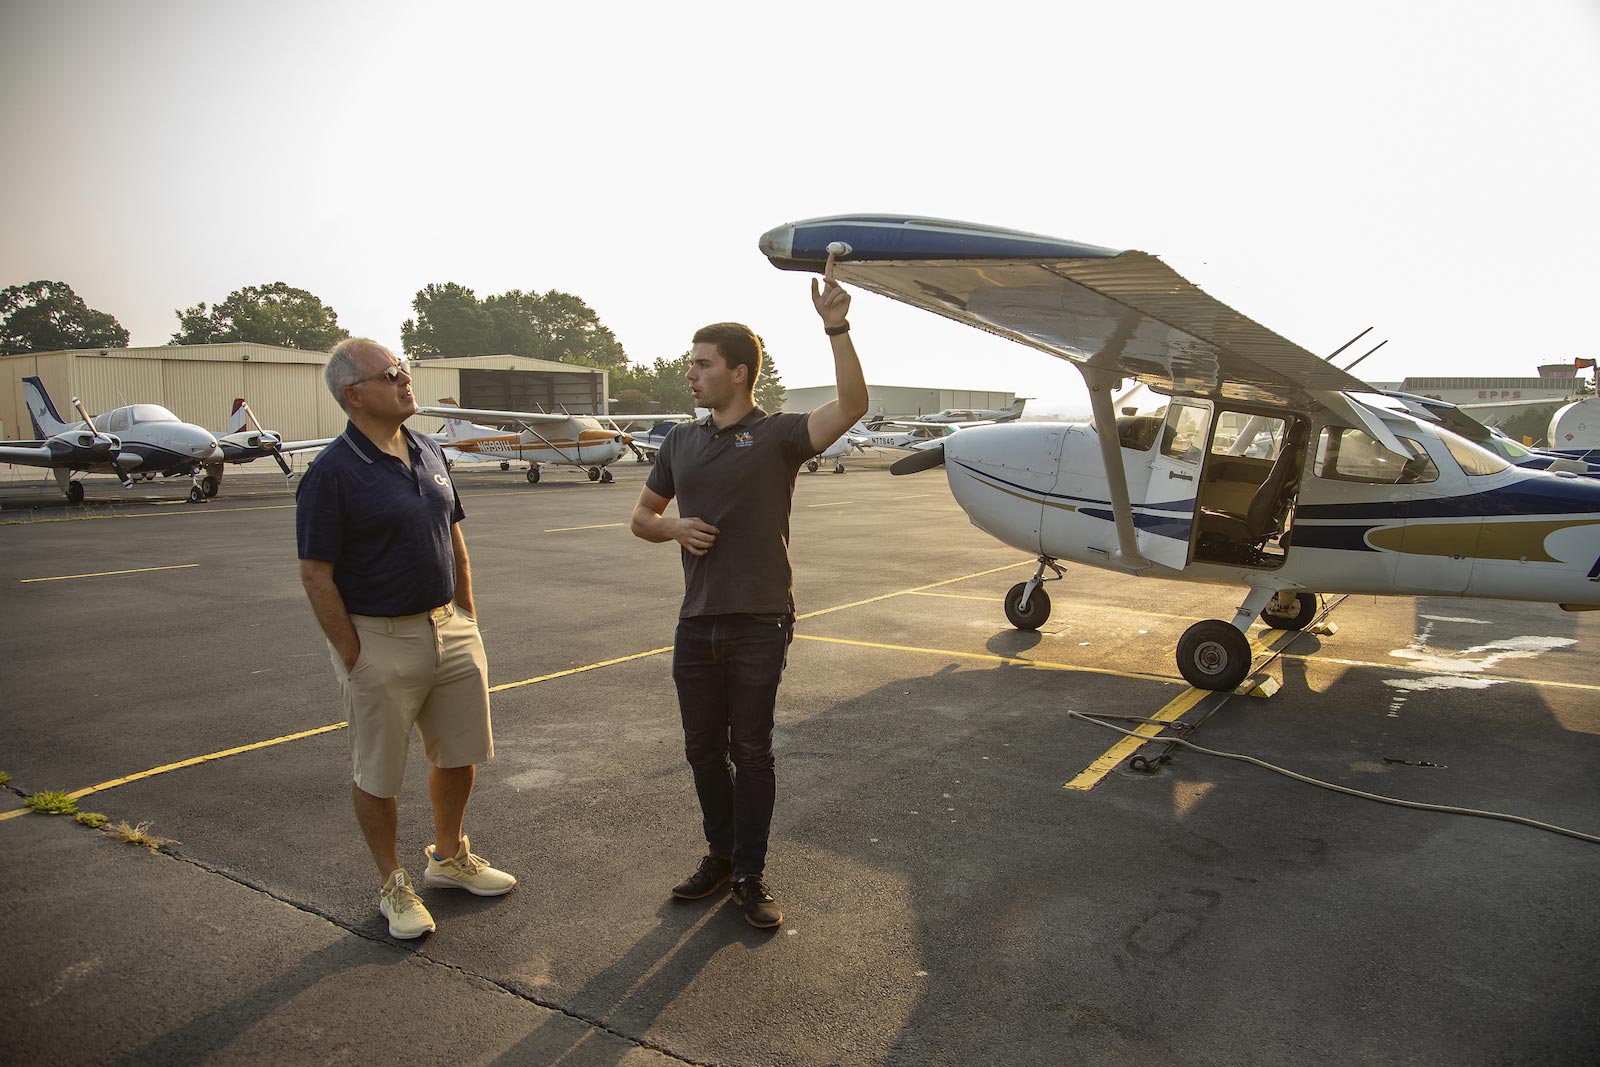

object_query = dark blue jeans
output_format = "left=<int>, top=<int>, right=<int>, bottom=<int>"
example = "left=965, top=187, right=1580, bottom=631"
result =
left=672, top=612, right=794, bottom=881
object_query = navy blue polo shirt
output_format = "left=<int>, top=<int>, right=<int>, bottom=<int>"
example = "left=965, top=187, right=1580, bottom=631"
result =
left=646, top=407, right=813, bottom=617
left=296, top=422, right=465, bottom=617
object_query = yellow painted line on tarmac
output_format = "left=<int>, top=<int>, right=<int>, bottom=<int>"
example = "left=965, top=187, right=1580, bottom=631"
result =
left=0, top=561, right=1035, bottom=822
left=489, top=646, right=674, bottom=693
left=20, top=563, right=200, bottom=583
left=1281, top=653, right=1600, bottom=693
left=792, top=633, right=1181, bottom=685
left=798, top=560, right=1033, bottom=621
left=0, top=722, right=350, bottom=822
left=544, top=522, right=626, bottom=533
left=906, top=591, right=1001, bottom=603
left=1063, top=688, right=1211, bottom=791
left=1, top=503, right=295, bottom=525
left=806, top=500, right=853, bottom=508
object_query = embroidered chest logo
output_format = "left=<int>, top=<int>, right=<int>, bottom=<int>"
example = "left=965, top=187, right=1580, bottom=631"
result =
left=734, top=431, right=755, bottom=449
left=433, top=473, right=449, bottom=486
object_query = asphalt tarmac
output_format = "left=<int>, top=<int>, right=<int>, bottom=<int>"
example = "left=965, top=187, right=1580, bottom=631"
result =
left=2, top=459, right=1598, bottom=1066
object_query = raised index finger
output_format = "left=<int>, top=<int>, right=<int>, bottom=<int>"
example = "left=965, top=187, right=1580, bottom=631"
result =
left=824, top=251, right=837, bottom=287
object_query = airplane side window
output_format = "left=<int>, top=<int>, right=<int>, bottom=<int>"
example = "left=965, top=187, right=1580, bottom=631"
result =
left=1161, top=403, right=1211, bottom=463
left=1314, top=428, right=1435, bottom=484
left=1212, top=412, right=1285, bottom=459
left=107, top=409, right=130, bottom=433
left=1116, top=415, right=1162, bottom=451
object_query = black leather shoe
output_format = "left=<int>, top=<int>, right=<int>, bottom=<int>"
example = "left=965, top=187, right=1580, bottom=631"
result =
left=731, top=878, right=783, bottom=929
left=671, top=855, right=732, bottom=900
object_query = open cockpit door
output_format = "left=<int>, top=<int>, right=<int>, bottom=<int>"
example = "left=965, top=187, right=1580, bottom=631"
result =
left=1135, top=399, right=1212, bottom=570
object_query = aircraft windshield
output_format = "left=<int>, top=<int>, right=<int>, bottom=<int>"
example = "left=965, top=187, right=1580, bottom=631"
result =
left=132, top=404, right=180, bottom=425
left=1437, top=429, right=1513, bottom=476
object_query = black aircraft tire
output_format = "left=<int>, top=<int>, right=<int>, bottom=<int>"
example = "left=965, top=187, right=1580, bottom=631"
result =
left=1260, top=591, right=1318, bottom=631
left=189, top=486, right=205, bottom=503
left=526, top=469, right=540, bottom=484
left=1003, top=582, right=1051, bottom=631
left=600, top=469, right=613, bottom=483
left=1177, top=620, right=1252, bottom=691
left=806, top=459, right=819, bottom=472
left=201, top=475, right=218, bottom=498
left=66, top=481, right=85, bottom=506
left=588, top=468, right=600, bottom=482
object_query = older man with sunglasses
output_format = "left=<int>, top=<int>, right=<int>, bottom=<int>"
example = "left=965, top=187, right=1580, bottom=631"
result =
left=297, top=337, right=515, bottom=940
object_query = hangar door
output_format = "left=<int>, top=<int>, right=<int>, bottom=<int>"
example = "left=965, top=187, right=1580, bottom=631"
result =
left=459, top=369, right=602, bottom=413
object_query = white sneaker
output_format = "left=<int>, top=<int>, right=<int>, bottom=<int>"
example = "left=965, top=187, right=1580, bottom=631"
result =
left=379, top=869, right=436, bottom=939
left=423, top=834, right=517, bottom=896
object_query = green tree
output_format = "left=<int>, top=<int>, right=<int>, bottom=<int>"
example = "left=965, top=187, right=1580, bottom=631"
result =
left=484, top=289, right=627, bottom=368
left=401, top=282, right=496, bottom=358
left=0, top=281, right=129, bottom=354
left=170, top=282, right=349, bottom=349
left=755, top=343, right=786, bottom=412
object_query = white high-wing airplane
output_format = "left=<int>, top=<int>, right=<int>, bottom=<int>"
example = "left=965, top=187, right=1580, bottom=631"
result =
left=417, top=400, right=633, bottom=483
left=906, top=397, right=1028, bottom=424
left=214, top=399, right=336, bottom=486
left=848, top=421, right=955, bottom=454
left=1, top=376, right=223, bottom=504
left=760, top=215, right=1600, bottom=691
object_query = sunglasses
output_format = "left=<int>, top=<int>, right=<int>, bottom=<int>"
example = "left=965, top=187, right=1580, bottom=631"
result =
left=353, top=360, right=411, bottom=386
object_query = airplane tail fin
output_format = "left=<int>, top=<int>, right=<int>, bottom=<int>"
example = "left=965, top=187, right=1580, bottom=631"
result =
left=227, top=399, right=250, bottom=434
left=433, top=397, right=472, bottom=440
left=21, top=376, right=73, bottom=437
left=1010, top=397, right=1028, bottom=416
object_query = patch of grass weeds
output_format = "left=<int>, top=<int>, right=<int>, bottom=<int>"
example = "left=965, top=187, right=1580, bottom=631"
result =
left=105, top=820, right=178, bottom=853
left=25, top=790, right=78, bottom=815
left=0, top=770, right=11, bottom=785
left=74, top=811, right=108, bottom=829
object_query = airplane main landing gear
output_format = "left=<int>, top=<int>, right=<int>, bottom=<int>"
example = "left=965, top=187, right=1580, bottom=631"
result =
left=1176, top=620, right=1251, bottom=691
left=806, top=459, right=820, bottom=473
left=1260, top=590, right=1317, bottom=630
left=200, top=475, right=218, bottom=498
left=66, top=480, right=85, bottom=506
left=1004, top=556, right=1065, bottom=630
left=587, top=467, right=601, bottom=482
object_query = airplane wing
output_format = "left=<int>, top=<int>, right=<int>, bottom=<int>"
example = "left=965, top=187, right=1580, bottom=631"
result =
left=276, top=437, right=337, bottom=453
left=760, top=215, right=1373, bottom=415
left=415, top=404, right=572, bottom=426
left=0, top=444, right=57, bottom=465
left=602, top=413, right=694, bottom=423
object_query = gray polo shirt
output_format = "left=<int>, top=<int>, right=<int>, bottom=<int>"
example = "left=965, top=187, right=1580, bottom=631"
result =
left=645, top=407, right=814, bottom=618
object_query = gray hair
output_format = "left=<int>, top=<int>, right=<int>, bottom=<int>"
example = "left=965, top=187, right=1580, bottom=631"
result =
left=324, top=337, right=391, bottom=412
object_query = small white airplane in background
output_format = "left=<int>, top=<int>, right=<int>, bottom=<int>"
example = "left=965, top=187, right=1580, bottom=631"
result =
left=847, top=421, right=954, bottom=454
left=215, top=399, right=335, bottom=483
left=907, top=397, right=1028, bottom=424
left=761, top=215, right=1600, bottom=691
left=601, top=415, right=695, bottom=463
left=418, top=399, right=633, bottom=484
left=1, top=376, right=223, bottom=504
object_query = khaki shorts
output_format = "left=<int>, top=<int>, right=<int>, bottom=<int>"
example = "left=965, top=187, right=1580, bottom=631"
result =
left=329, top=603, right=492, bottom=798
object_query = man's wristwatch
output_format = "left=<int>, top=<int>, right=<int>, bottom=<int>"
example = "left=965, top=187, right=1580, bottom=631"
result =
left=824, top=322, right=850, bottom=336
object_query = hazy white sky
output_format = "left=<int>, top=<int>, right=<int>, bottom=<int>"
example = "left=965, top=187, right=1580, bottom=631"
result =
left=3, top=0, right=1596, bottom=414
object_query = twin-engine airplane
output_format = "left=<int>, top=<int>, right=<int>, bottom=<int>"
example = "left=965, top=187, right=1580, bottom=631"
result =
left=2, top=376, right=223, bottom=503
left=760, top=215, right=1600, bottom=691
left=417, top=400, right=633, bottom=483
left=216, top=399, right=335, bottom=483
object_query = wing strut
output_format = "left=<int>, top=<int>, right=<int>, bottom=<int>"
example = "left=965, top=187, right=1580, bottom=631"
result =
left=1082, top=363, right=1150, bottom=572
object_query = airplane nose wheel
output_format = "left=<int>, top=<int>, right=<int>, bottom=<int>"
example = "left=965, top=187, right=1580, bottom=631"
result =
left=1004, top=582, right=1051, bottom=630
left=806, top=459, right=820, bottom=473
left=526, top=469, right=541, bottom=484
left=1176, top=620, right=1252, bottom=691
left=600, top=468, right=613, bottom=483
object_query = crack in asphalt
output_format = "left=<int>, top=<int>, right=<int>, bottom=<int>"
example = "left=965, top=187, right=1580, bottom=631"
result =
left=161, top=846, right=719, bottom=1067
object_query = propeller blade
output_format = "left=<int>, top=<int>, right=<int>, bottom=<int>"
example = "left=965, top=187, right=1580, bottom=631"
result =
left=270, top=445, right=294, bottom=478
left=71, top=396, right=133, bottom=486
left=890, top=444, right=946, bottom=475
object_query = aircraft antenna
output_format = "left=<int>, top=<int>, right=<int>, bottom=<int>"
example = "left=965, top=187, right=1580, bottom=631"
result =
left=1341, top=339, right=1389, bottom=374
left=1323, top=327, right=1372, bottom=362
